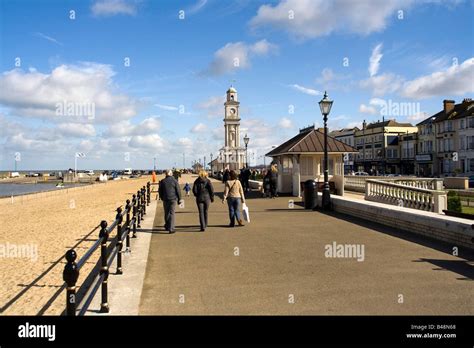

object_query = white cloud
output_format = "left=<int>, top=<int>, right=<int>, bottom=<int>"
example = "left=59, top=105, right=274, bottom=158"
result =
left=187, top=0, right=208, bottom=15
left=360, top=73, right=404, bottom=97
left=203, top=39, right=277, bottom=76
left=401, top=57, right=474, bottom=99
left=107, top=116, right=161, bottom=136
left=129, top=134, right=167, bottom=151
left=250, top=0, right=414, bottom=40
left=57, top=123, right=96, bottom=137
left=369, top=43, right=383, bottom=77
left=91, top=0, right=137, bottom=17
left=176, top=137, right=194, bottom=151
left=290, top=84, right=320, bottom=96
left=191, top=123, right=208, bottom=133
left=197, top=95, right=225, bottom=117
left=0, top=63, right=137, bottom=123
left=316, top=68, right=335, bottom=84
left=278, top=117, right=294, bottom=129
left=359, top=104, right=378, bottom=115
left=155, top=103, right=178, bottom=111
left=34, top=32, right=62, bottom=46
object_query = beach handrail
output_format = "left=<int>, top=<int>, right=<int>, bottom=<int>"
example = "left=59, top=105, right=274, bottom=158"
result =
left=63, top=250, right=79, bottom=316
left=115, top=207, right=124, bottom=275
left=62, top=182, right=150, bottom=316
left=132, top=194, right=137, bottom=238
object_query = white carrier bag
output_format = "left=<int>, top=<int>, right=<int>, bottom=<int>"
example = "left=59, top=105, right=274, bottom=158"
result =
left=242, top=202, right=250, bottom=222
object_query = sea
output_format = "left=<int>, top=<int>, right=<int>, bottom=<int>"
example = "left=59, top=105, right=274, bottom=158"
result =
left=0, top=183, right=86, bottom=198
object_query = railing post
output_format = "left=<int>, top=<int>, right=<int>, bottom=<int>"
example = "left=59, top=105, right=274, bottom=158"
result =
left=142, top=187, right=146, bottom=216
left=137, top=190, right=142, bottom=228
left=125, top=199, right=131, bottom=251
left=433, top=192, right=447, bottom=214
left=99, top=220, right=110, bottom=313
left=146, top=182, right=151, bottom=206
left=63, top=249, right=79, bottom=316
left=132, top=194, right=137, bottom=238
left=115, top=207, right=124, bottom=275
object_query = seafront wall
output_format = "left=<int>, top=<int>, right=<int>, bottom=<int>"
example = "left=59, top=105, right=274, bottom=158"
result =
left=320, top=194, right=474, bottom=250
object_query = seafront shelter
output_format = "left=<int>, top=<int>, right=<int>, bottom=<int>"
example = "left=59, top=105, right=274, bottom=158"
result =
left=266, top=126, right=358, bottom=197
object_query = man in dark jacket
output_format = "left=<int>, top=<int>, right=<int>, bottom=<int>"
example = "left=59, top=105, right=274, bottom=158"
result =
left=192, top=171, right=214, bottom=231
left=158, top=170, right=182, bottom=233
left=222, top=168, right=230, bottom=183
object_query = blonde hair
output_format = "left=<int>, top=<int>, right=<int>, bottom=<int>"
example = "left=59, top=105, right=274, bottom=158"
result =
left=199, top=170, right=208, bottom=178
left=271, top=164, right=278, bottom=173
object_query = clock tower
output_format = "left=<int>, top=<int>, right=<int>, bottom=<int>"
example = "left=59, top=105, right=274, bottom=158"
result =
left=219, top=85, right=246, bottom=170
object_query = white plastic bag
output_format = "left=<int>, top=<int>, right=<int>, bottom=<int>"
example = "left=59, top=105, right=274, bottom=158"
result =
left=242, top=203, right=250, bottom=222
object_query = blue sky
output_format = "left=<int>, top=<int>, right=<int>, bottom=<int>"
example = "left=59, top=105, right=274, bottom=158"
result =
left=0, top=0, right=473, bottom=170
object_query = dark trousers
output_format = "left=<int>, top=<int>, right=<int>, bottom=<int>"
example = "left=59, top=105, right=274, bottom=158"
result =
left=196, top=199, right=210, bottom=230
left=163, top=200, right=177, bottom=231
left=227, top=197, right=242, bottom=225
left=270, top=178, right=278, bottom=197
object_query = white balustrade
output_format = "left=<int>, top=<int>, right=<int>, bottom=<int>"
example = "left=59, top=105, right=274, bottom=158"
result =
left=364, top=179, right=447, bottom=214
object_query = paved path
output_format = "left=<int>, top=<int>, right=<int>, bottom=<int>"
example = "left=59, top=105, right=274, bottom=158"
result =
left=138, top=176, right=473, bottom=315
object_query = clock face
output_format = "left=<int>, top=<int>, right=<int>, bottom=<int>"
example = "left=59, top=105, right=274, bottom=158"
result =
left=230, top=108, right=236, bottom=115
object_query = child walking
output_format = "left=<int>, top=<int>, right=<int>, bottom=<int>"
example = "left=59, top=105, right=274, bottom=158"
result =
left=183, top=182, right=191, bottom=196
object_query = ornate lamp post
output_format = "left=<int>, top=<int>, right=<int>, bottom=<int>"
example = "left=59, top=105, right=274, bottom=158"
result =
left=243, top=133, right=250, bottom=168
left=319, top=91, right=333, bottom=210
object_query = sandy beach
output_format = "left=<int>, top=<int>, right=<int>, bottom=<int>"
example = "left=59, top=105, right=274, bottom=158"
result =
left=0, top=176, right=154, bottom=315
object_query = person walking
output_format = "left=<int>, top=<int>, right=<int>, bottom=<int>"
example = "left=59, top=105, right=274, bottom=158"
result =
left=222, top=167, right=230, bottom=183
left=222, top=170, right=246, bottom=227
left=270, top=164, right=278, bottom=198
left=158, top=170, right=182, bottom=233
left=263, top=169, right=271, bottom=198
left=183, top=182, right=191, bottom=196
left=192, top=170, right=214, bottom=231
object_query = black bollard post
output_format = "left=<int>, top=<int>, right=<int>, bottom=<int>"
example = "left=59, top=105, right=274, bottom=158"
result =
left=146, top=182, right=151, bottom=206
left=63, top=249, right=79, bottom=316
left=132, top=194, right=137, bottom=238
left=137, top=190, right=141, bottom=228
left=125, top=199, right=131, bottom=251
left=115, top=207, right=124, bottom=274
left=99, top=220, right=110, bottom=313
left=142, top=187, right=146, bottom=216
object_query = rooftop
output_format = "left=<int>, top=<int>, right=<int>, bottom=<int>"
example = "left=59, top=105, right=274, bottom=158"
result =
left=266, top=128, right=358, bottom=156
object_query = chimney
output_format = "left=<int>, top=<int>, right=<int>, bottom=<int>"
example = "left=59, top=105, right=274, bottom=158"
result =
left=362, top=120, right=367, bottom=130
left=443, top=99, right=455, bottom=114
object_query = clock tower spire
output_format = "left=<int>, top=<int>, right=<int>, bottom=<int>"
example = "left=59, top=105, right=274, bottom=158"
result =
left=220, top=85, right=245, bottom=170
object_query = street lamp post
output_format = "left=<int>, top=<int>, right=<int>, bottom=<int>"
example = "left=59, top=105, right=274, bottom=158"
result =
left=319, top=91, right=333, bottom=210
left=210, top=153, right=213, bottom=174
left=244, top=134, right=250, bottom=168
left=153, top=157, right=156, bottom=171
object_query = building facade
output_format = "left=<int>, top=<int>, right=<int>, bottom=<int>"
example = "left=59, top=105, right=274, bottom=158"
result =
left=329, top=127, right=359, bottom=174
left=430, top=98, right=474, bottom=176
left=354, top=119, right=417, bottom=174
left=415, top=116, right=437, bottom=177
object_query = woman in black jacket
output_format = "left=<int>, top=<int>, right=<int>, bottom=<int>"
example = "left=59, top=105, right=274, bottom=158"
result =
left=192, top=170, right=215, bottom=231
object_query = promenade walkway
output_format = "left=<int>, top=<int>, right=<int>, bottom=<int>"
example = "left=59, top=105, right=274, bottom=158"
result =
left=135, top=175, right=473, bottom=315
